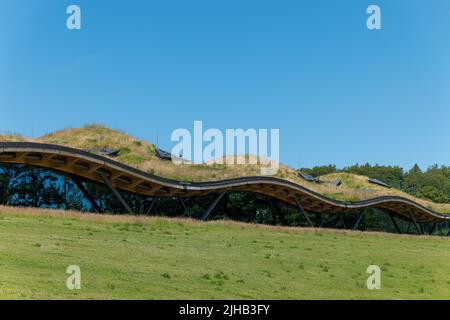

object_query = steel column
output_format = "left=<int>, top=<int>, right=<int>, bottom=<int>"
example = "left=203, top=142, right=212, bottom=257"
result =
left=428, top=223, right=436, bottom=235
left=316, top=214, right=323, bottom=228
left=201, top=192, right=226, bottom=220
left=331, top=213, right=346, bottom=229
left=332, top=214, right=341, bottom=228
left=177, top=197, right=188, bottom=215
left=340, top=214, right=347, bottom=229
left=353, top=209, right=366, bottom=230
left=409, top=214, right=422, bottom=235
left=319, top=215, right=325, bottom=228
left=97, top=172, right=134, bottom=215
left=145, top=196, right=158, bottom=215
left=294, top=194, right=314, bottom=227
left=388, top=213, right=402, bottom=234
left=70, top=175, right=103, bottom=214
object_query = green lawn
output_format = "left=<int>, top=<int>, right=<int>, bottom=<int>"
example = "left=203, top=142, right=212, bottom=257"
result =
left=0, top=207, right=449, bottom=299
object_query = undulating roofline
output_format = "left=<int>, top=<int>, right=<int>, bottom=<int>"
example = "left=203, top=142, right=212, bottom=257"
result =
left=1, top=142, right=449, bottom=224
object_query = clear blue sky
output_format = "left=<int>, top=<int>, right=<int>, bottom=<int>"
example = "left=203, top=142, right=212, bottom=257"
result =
left=1, top=0, right=450, bottom=170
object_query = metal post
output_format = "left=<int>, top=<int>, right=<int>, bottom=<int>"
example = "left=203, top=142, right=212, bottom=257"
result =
left=145, top=196, right=158, bottom=215
left=70, top=175, right=103, bottom=214
left=97, top=172, right=134, bottom=215
left=201, top=192, right=226, bottom=221
left=388, top=213, right=402, bottom=234
left=319, top=215, right=326, bottom=228
left=428, top=223, right=436, bottom=235
left=353, top=209, right=366, bottom=230
left=332, top=214, right=341, bottom=228
left=177, top=197, right=188, bottom=215
left=316, top=214, right=323, bottom=229
left=340, top=214, right=347, bottom=229
left=294, top=194, right=314, bottom=227
left=409, top=214, right=422, bottom=235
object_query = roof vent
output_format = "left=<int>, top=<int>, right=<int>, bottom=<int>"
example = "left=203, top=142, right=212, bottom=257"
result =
left=83, top=148, right=120, bottom=157
left=297, top=172, right=324, bottom=184
left=368, top=178, right=391, bottom=189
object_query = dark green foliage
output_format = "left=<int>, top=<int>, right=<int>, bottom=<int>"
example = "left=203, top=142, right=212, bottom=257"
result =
left=404, top=164, right=423, bottom=195
left=417, top=186, right=449, bottom=203
left=300, top=163, right=450, bottom=204
left=300, top=164, right=337, bottom=177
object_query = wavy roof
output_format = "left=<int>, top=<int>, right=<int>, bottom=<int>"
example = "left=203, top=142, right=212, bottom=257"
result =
left=1, top=125, right=449, bottom=222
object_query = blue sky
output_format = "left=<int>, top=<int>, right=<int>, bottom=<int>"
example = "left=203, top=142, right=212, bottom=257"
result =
left=1, top=0, right=450, bottom=169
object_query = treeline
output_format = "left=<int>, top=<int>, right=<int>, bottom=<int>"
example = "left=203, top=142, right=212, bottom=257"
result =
left=301, top=163, right=450, bottom=203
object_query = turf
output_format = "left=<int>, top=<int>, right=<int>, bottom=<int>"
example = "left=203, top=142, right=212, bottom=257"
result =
left=2, top=124, right=450, bottom=214
left=0, top=206, right=449, bottom=300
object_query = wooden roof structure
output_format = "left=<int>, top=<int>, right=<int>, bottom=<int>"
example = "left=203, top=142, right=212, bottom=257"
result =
left=1, top=142, right=449, bottom=224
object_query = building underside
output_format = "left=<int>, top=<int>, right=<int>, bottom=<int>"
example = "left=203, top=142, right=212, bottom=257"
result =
left=1, top=142, right=449, bottom=235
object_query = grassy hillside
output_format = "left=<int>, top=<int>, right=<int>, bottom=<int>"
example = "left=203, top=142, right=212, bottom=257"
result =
left=2, top=124, right=450, bottom=214
left=0, top=206, right=449, bottom=299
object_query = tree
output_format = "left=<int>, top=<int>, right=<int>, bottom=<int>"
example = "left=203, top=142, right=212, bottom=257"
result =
left=404, top=164, right=423, bottom=195
left=417, top=186, right=449, bottom=203
left=300, top=164, right=337, bottom=177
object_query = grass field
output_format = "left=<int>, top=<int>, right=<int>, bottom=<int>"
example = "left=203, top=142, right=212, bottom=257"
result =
left=0, top=206, right=449, bottom=300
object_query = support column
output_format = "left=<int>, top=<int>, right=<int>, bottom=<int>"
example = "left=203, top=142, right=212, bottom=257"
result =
left=388, top=213, right=402, bottom=234
left=353, top=209, right=366, bottom=230
left=428, top=223, right=436, bottom=235
left=332, top=214, right=341, bottom=228
left=201, top=191, right=226, bottom=221
left=319, top=215, right=326, bottom=228
left=316, top=214, right=323, bottom=228
left=97, top=172, right=134, bottom=215
left=340, top=214, right=347, bottom=229
left=145, top=196, right=158, bottom=215
left=70, top=175, right=103, bottom=214
left=409, top=214, right=422, bottom=235
left=177, top=197, right=188, bottom=215
left=294, top=194, right=314, bottom=227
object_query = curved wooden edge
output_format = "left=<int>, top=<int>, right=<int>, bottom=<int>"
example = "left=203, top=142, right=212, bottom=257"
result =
left=1, top=142, right=449, bottom=223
